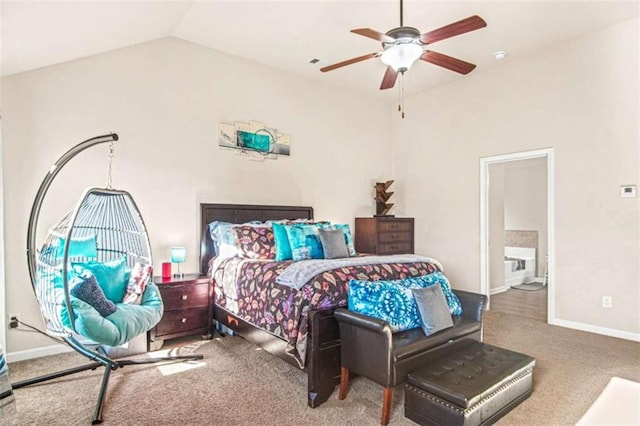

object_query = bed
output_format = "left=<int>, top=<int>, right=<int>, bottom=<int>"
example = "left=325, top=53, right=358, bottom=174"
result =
left=199, top=203, right=441, bottom=408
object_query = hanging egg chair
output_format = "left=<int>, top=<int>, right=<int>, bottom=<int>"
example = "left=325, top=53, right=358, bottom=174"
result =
left=14, top=133, right=203, bottom=424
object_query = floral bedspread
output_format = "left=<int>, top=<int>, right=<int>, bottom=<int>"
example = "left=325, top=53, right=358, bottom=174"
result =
left=212, top=256, right=439, bottom=367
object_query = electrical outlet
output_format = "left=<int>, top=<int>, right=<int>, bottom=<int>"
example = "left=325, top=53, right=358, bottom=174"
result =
left=602, top=296, right=613, bottom=309
left=9, top=313, right=20, bottom=328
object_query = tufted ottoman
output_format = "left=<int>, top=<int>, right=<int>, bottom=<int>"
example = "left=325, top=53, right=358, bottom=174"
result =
left=404, top=342, right=535, bottom=425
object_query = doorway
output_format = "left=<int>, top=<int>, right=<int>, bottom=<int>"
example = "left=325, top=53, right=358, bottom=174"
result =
left=480, top=149, right=554, bottom=323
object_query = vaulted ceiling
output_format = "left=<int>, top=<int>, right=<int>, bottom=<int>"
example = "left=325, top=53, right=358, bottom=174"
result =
left=2, top=1, right=639, bottom=98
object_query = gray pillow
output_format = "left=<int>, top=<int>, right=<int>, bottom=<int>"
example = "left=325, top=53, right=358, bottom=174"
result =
left=318, top=228, right=349, bottom=259
left=411, top=285, right=454, bottom=336
left=70, top=271, right=117, bottom=317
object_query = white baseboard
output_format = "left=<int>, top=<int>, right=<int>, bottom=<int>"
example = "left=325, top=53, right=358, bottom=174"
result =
left=550, top=318, right=640, bottom=343
left=490, top=285, right=510, bottom=295
left=6, top=343, right=72, bottom=363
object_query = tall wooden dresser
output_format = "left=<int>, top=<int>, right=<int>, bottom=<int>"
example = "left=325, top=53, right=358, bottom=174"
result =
left=354, top=217, right=415, bottom=255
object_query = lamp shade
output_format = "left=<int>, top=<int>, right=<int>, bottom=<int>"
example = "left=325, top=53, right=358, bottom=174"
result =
left=381, top=43, right=423, bottom=72
left=171, top=246, right=186, bottom=263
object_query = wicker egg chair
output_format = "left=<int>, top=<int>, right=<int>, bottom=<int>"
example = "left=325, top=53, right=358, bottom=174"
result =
left=13, top=133, right=203, bottom=424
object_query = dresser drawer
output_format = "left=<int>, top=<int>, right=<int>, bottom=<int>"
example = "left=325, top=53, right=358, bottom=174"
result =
left=377, top=242, right=413, bottom=255
left=155, top=307, right=209, bottom=337
left=378, top=231, right=412, bottom=243
left=160, top=282, right=209, bottom=311
left=378, top=221, right=413, bottom=232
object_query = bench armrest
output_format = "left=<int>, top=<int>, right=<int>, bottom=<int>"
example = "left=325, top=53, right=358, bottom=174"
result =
left=334, top=308, right=390, bottom=334
left=454, top=290, right=488, bottom=323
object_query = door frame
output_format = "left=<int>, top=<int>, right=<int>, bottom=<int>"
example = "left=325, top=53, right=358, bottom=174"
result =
left=480, top=148, right=555, bottom=323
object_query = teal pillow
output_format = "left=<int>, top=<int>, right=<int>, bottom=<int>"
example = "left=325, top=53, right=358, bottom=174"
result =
left=273, top=223, right=293, bottom=261
left=347, top=272, right=462, bottom=333
left=56, top=234, right=98, bottom=259
left=284, top=224, right=324, bottom=261
left=72, top=257, right=129, bottom=303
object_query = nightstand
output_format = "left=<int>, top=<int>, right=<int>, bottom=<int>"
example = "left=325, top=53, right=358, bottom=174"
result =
left=148, top=273, right=213, bottom=350
left=354, top=217, right=415, bottom=255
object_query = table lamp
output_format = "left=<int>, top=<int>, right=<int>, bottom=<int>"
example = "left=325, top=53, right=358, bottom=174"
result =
left=171, top=246, right=186, bottom=278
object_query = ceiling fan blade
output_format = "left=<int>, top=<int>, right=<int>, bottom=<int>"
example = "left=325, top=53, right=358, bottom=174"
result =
left=380, top=66, right=398, bottom=90
left=421, top=51, right=476, bottom=74
left=320, top=53, right=379, bottom=72
left=419, top=15, right=487, bottom=45
left=351, top=28, right=395, bottom=43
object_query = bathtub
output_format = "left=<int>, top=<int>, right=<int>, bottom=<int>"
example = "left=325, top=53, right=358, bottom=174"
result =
left=504, top=246, right=536, bottom=287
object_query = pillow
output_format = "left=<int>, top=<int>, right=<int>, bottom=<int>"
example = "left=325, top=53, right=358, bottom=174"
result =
left=209, top=221, right=240, bottom=258
left=69, top=271, right=117, bottom=317
left=56, top=234, right=98, bottom=259
left=72, top=257, right=129, bottom=303
left=414, top=272, right=463, bottom=316
left=233, top=225, right=276, bottom=259
left=284, top=223, right=325, bottom=261
left=318, top=228, right=349, bottom=259
left=347, top=271, right=462, bottom=333
left=348, top=278, right=421, bottom=332
left=122, top=262, right=153, bottom=305
left=273, top=222, right=293, bottom=261
left=412, top=285, right=454, bottom=336
left=323, top=224, right=356, bottom=256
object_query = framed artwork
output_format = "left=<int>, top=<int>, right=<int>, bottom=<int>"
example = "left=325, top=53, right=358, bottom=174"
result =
left=218, top=120, right=291, bottom=159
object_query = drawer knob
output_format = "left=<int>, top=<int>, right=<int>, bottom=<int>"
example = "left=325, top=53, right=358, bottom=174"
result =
left=181, top=318, right=187, bottom=323
left=181, top=295, right=188, bottom=300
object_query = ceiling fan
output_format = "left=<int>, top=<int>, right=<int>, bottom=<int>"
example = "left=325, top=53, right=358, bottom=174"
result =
left=320, top=0, right=487, bottom=91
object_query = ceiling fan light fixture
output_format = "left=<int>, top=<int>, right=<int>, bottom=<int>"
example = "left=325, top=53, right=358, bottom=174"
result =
left=380, top=42, right=423, bottom=72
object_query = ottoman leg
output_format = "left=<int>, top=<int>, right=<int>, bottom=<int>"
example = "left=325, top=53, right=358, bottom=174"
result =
left=339, top=367, right=349, bottom=400
left=381, top=387, right=392, bottom=426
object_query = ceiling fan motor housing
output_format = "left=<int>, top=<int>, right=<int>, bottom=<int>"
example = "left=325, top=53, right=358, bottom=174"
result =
left=383, top=26, right=422, bottom=46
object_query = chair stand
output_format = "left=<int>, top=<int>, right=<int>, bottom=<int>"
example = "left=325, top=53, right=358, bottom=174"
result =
left=12, top=335, right=203, bottom=424
left=338, top=366, right=393, bottom=426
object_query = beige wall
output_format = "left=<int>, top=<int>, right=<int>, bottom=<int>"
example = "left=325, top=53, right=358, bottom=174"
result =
left=489, top=163, right=505, bottom=291
left=504, top=158, right=548, bottom=276
left=1, top=37, right=390, bottom=353
left=393, top=18, right=639, bottom=335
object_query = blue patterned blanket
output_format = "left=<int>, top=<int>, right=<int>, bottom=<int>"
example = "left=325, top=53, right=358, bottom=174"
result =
left=276, top=254, right=443, bottom=290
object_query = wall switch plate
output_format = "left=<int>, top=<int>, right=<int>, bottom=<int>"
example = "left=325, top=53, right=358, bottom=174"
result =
left=602, top=296, right=613, bottom=309
left=620, top=185, right=637, bottom=198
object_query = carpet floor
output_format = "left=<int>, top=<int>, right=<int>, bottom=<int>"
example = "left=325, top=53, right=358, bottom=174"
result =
left=4, top=309, right=640, bottom=425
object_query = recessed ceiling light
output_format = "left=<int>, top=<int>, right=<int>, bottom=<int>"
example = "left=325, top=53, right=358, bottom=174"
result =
left=493, top=51, right=507, bottom=60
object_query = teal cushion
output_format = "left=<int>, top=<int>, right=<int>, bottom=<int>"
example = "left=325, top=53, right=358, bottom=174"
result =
left=273, top=223, right=293, bottom=261
left=72, top=257, right=129, bottom=303
left=61, top=282, right=163, bottom=347
left=348, top=272, right=462, bottom=333
left=56, top=235, right=98, bottom=259
left=284, top=224, right=325, bottom=261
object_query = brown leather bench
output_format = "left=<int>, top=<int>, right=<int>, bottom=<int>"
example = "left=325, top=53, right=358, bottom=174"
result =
left=334, top=290, right=487, bottom=425
left=405, top=342, right=535, bottom=425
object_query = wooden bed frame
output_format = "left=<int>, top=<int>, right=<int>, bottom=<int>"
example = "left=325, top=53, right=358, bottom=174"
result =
left=200, top=203, right=341, bottom=408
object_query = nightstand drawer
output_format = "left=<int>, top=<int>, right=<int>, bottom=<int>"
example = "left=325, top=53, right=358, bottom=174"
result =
left=160, top=282, right=209, bottom=311
left=378, top=231, right=412, bottom=243
left=155, top=307, right=209, bottom=337
left=378, top=221, right=412, bottom=232
left=377, top=242, right=412, bottom=255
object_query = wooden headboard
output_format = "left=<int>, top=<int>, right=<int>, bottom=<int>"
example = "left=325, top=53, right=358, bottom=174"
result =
left=199, top=203, right=314, bottom=274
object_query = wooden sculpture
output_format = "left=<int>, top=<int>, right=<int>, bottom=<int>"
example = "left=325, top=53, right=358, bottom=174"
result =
left=375, top=180, right=395, bottom=216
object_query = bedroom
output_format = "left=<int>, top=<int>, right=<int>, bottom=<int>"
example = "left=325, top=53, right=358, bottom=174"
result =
left=1, top=0, right=639, bottom=424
